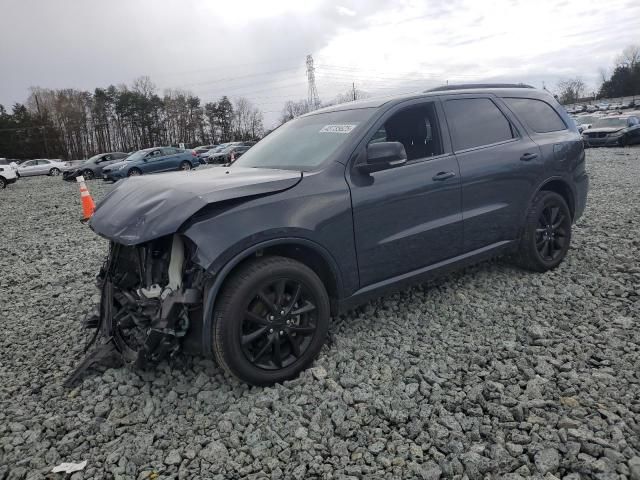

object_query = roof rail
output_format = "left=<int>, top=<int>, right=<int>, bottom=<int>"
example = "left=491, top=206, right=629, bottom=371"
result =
left=425, top=83, right=535, bottom=92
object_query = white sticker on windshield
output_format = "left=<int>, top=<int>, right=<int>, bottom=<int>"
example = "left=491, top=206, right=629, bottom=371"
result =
left=319, top=124, right=358, bottom=134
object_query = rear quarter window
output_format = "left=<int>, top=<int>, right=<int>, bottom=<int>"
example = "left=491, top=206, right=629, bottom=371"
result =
left=505, top=97, right=567, bottom=133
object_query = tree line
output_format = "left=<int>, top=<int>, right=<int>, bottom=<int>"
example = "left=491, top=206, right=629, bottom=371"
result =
left=0, top=76, right=264, bottom=160
left=557, top=44, right=640, bottom=104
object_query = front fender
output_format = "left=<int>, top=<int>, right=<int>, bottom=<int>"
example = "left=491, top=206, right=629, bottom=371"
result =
left=198, top=237, right=343, bottom=357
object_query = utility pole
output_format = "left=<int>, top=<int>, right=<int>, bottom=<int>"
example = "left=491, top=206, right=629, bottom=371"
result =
left=306, top=55, right=320, bottom=111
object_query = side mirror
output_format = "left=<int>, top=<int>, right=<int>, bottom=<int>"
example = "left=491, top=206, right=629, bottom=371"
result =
left=358, top=141, right=407, bottom=174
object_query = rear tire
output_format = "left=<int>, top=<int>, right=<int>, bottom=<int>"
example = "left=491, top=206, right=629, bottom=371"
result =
left=49, top=168, right=60, bottom=176
left=0, top=177, right=6, bottom=189
left=127, top=168, right=142, bottom=177
left=212, top=256, right=330, bottom=386
left=180, top=161, right=192, bottom=171
left=515, top=191, right=572, bottom=272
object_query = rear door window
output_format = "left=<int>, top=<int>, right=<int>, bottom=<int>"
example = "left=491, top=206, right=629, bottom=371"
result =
left=504, top=97, right=567, bottom=133
left=444, top=98, right=516, bottom=151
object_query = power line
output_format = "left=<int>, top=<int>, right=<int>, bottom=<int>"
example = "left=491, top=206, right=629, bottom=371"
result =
left=172, top=66, right=304, bottom=89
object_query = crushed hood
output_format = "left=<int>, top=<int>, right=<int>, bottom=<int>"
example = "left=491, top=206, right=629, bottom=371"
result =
left=90, top=167, right=302, bottom=245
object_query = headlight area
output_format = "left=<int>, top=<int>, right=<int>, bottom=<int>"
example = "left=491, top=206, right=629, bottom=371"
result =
left=66, top=234, right=208, bottom=385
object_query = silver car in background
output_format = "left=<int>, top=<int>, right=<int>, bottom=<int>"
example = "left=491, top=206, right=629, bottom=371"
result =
left=17, top=159, right=72, bottom=177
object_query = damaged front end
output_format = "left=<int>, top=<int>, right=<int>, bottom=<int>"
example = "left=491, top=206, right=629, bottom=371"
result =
left=67, top=235, right=207, bottom=385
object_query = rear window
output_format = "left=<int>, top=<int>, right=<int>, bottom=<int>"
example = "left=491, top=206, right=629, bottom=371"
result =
left=505, top=97, right=566, bottom=133
left=444, top=98, right=516, bottom=151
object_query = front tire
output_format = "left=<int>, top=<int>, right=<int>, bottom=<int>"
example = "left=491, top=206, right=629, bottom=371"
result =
left=516, top=191, right=572, bottom=272
left=127, top=168, right=142, bottom=177
left=83, top=169, right=95, bottom=180
left=49, top=168, right=60, bottom=176
left=212, top=256, right=330, bottom=386
left=0, top=177, right=6, bottom=189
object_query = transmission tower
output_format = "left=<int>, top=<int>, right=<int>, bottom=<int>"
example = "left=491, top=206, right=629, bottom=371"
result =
left=306, top=55, right=321, bottom=111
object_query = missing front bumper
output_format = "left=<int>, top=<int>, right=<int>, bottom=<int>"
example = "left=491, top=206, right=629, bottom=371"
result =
left=65, top=235, right=207, bottom=386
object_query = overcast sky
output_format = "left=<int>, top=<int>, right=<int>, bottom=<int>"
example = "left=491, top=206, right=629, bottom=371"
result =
left=1, top=0, right=639, bottom=127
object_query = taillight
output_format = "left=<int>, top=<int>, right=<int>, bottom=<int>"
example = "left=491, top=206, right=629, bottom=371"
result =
left=191, top=150, right=197, bottom=156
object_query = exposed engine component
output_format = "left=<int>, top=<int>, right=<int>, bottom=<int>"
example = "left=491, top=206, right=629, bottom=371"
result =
left=65, top=235, right=206, bottom=385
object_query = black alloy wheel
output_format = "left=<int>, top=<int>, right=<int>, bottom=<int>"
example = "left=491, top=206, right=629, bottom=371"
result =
left=127, top=168, right=142, bottom=177
left=516, top=190, right=572, bottom=272
left=535, top=204, right=568, bottom=262
left=241, top=278, right=318, bottom=370
left=212, top=256, right=330, bottom=386
left=83, top=169, right=95, bottom=180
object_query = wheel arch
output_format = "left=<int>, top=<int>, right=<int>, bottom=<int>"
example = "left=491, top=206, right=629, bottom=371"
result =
left=200, top=238, right=343, bottom=357
left=535, top=177, right=576, bottom=220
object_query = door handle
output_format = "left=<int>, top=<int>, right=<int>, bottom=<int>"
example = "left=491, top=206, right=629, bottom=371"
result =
left=432, top=171, right=456, bottom=181
left=520, top=152, right=538, bottom=161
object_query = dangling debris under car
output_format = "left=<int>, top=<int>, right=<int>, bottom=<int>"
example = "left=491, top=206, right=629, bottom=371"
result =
left=65, top=235, right=206, bottom=386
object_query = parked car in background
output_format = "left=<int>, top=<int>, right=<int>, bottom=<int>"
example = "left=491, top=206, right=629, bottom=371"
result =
left=87, top=84, right=588, bottom=385
left=63, top=152, right=129, bottom=181
left=194, top=145, right=216, bottom=156
left=0, top=164, right=18, bottom=189
left=582, top=115, right=640, bottom=147
left=201, top=144, right=231, bottom=163
left=573, top=114, right=600, bottom=132
left=206, top=144, right=252, bottom=164
left=586, top=105, right=598, bottom=113
left=102, top=147, right=199, bottom=181
left=0, top=159, right=19, bottom=177
left=17, top=159, right=71, bottom=177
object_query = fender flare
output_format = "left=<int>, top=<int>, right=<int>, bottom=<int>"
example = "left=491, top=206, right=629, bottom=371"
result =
left=200, top=237, right=344, bottom=357
left=531, top=176, right=577, bottom=215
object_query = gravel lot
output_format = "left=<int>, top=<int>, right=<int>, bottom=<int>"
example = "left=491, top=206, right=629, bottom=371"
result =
left=1, top=148, right=639, bottom=480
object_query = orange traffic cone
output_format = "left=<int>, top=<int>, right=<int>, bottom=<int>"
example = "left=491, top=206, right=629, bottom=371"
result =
left=76, top=176, right=95, bottom=222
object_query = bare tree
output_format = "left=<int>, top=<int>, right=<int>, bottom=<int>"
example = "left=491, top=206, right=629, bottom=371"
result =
left=280, top=99, right=310, bottom=124
left=334, top=87, right=370, bottom=105
left=233, top=97, right=264, bottom=140
left=616, top=44, right=640, bottom=68
left=556, top=78, right=586, bottom=104
left=132, top=76, right=156, bottom=98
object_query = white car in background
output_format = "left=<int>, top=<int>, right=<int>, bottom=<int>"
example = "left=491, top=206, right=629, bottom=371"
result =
left=0, top=164, right=18, bottom=189
left=17, top=159, right=71, bottom=177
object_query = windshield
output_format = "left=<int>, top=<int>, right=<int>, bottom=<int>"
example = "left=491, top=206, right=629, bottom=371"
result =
left=592, top=117, right=627, bottom=128
left=125, top=150, right=152, bottom=162
left=233, top=108, right=374, bottom=171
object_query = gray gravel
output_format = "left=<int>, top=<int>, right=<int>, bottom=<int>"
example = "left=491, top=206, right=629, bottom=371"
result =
left=1, top=148, right=639, bottom=480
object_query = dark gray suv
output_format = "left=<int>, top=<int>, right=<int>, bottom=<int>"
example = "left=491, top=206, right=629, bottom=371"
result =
left=84, top=84, right=588, bottom=386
